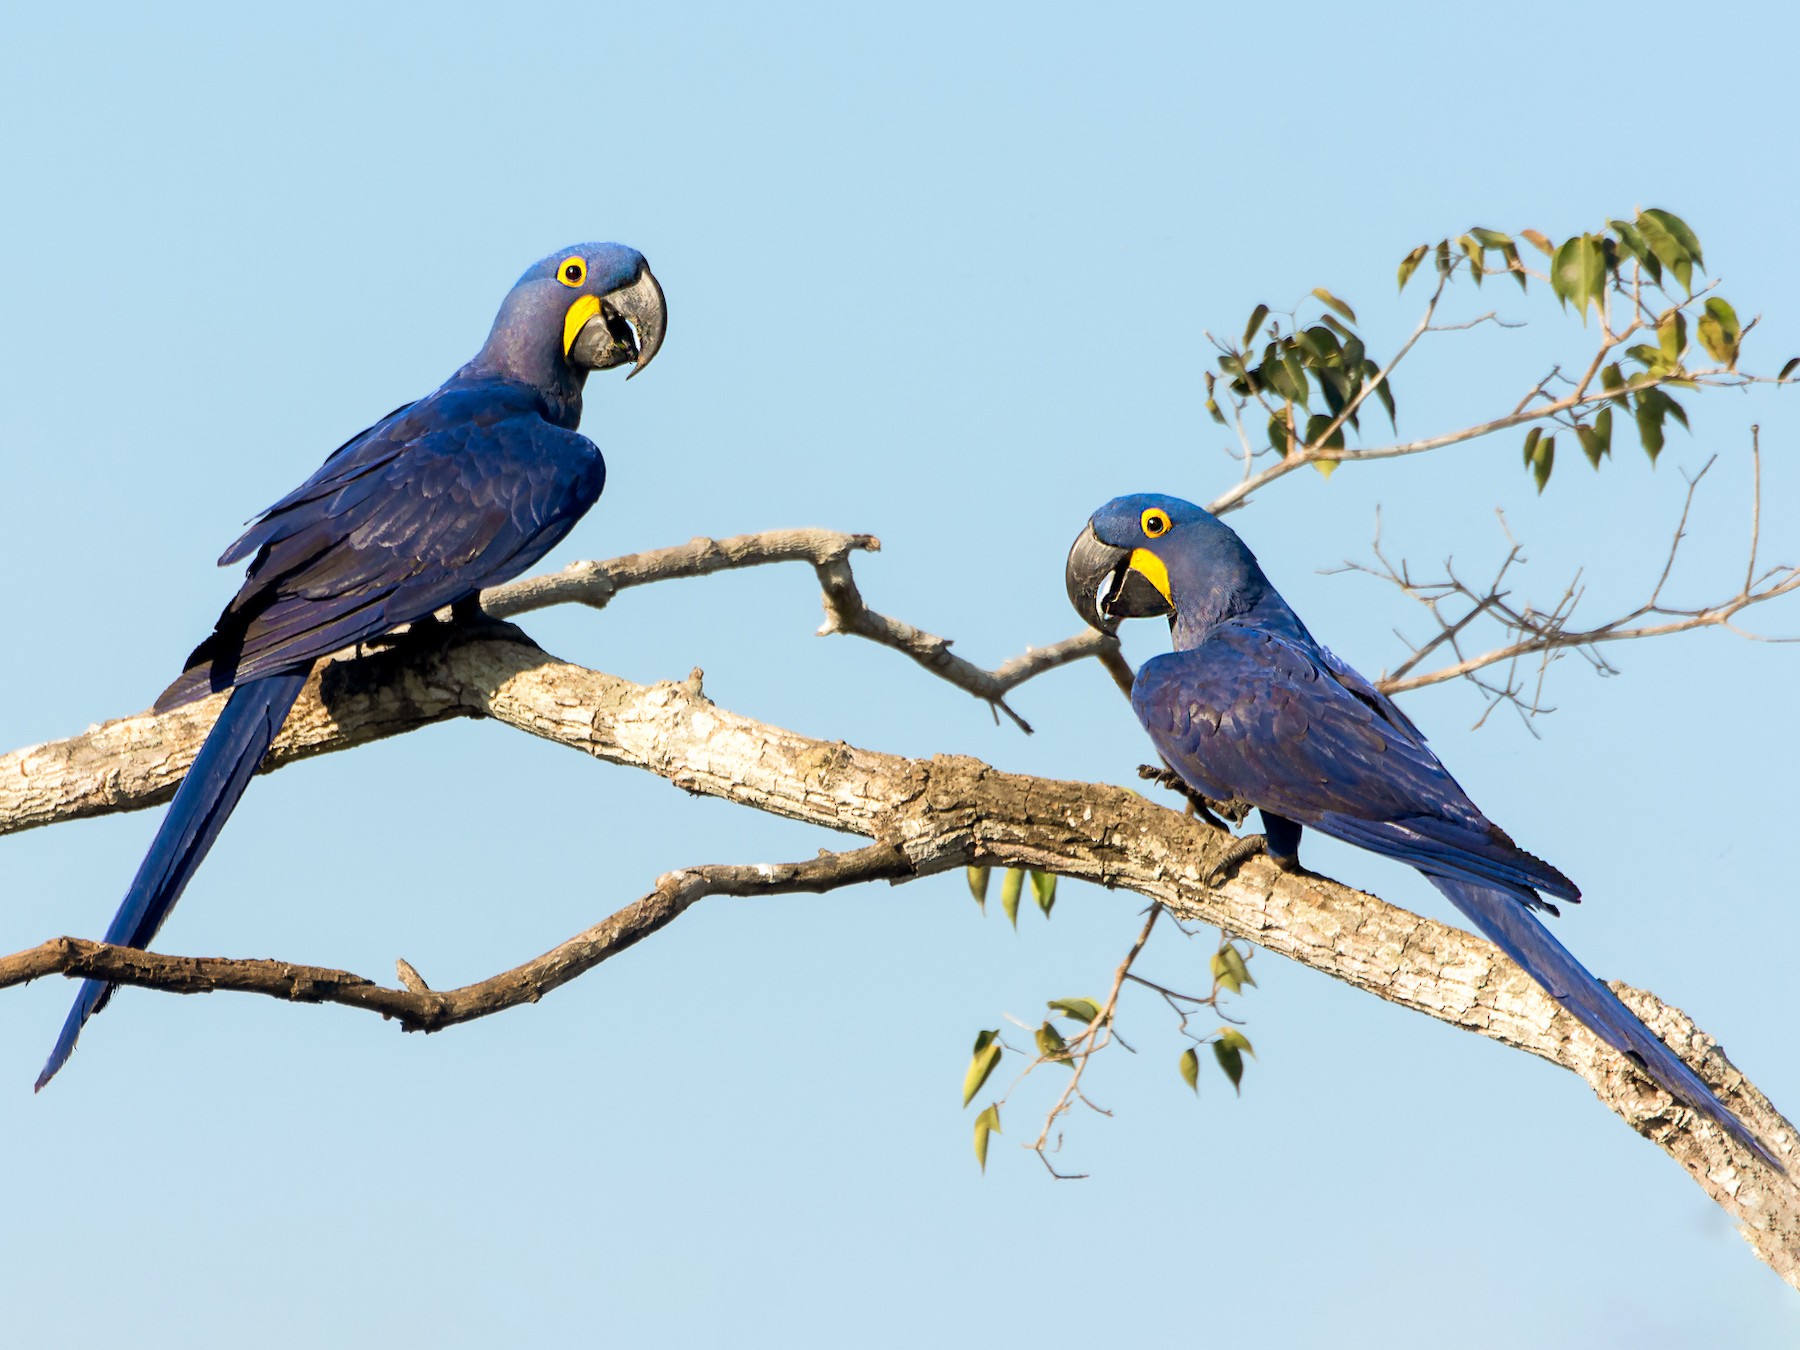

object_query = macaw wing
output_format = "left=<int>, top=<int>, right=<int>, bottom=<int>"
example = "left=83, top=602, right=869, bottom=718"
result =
left=1132, top=626, right=1577, bottom=903
left=157, top=394, right=602, bottom=710
left=216, top=400, right=420, bottom=567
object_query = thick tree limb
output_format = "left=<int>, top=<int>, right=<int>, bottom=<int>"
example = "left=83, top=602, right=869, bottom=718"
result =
left=2, top=628, right=1794, bottom=1284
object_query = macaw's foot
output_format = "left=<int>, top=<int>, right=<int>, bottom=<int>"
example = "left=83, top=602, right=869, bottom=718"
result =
left=442, top=597, right=539, bottom=648
left=360, top=613, right=446, bottom=655
left=359, top=607, right=536, bottom=660
left=1206, top=832, right=1267, bottom=887
left=1207, top=831, right=1309, bottom=887
left=1136, top=765, right=1255, bottom=831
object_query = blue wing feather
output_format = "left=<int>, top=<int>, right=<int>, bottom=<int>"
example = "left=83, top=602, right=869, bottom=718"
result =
left=41, top=376, right=606, bottom=1088
left=1133, top=627, right=1577, bottom=903
left=1133, top=620, right=1782, bottom=1169
left=158, top=381, right=603, bottom=710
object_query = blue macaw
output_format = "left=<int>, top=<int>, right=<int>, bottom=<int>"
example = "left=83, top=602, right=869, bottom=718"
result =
left=39, top=244, right=667, bottom=1089
left=1065, top=492, right=1778, bottom=1169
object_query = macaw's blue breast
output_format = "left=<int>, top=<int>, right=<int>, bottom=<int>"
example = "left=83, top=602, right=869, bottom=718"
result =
left=156, top=376, right=605, bottom=710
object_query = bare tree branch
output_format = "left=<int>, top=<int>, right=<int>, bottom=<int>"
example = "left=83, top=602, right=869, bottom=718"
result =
left=2, top=627, right=1794, bottom=1283
left=1339, top=445, right=1800, bottom=722
left=482, top=527, right=1118, bottom=734
left=0, top=842, right=913, bottom=1031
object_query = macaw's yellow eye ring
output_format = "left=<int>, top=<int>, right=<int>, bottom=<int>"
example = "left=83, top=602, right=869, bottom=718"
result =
left=1141, top=507, right=1172, bottom=538
left=557, top=256, right=588, bottom=288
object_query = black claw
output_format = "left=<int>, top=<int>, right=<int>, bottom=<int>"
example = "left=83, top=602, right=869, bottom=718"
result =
left=1206, top=832, right=1269, bottom=887
left=1136, top=764, right=1254, bottom=830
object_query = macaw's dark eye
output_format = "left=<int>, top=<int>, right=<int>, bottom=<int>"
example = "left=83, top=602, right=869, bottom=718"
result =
left=557, top=256, right=587, bottom=288
left=1141, top=508, right=1171, bottom=538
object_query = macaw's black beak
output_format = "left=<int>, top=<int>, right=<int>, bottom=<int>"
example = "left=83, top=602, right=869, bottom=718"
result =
left=1065, top=521, right=1174, bottom=631
left=568, top=263, right=668, bottom=377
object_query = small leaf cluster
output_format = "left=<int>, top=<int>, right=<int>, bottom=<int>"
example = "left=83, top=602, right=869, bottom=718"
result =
left=1176, top=940, right=1257, bottom=1097
left=967, top=865, right=1057, bottom=925
left=959, top=996, right=1097, bottom=1172
left=1400, top=209, right=1765, bottom=492
left=1208, top=289, right=1397, bottom=478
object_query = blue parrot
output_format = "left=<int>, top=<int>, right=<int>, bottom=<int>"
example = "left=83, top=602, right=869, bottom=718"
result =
left=38, top=244, right=667, bottom=1089
left=1065, top=492, right=1779, bottom=1170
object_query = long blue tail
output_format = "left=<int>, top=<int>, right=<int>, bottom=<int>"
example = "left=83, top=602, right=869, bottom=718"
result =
left=36, top=671, right=309, bottom=1090
left=1428, top=876, right=1781, bottom=1171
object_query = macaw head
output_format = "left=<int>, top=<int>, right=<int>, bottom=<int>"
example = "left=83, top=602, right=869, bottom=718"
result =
left=475, top=242, right=667, bottom=390
left=1066, top=493, right=1267, bottom=631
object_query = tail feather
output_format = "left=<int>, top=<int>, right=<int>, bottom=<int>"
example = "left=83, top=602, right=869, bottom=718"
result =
left=1427, top=875, right=1782, bottom=1172
left=36, top=671, right=309, bottom=1090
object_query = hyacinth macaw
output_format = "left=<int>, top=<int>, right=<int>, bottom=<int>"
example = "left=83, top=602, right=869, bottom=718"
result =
left=1065, top=492, right=1778, bottom=1170
left=38, top=244, right=667, bottom=1089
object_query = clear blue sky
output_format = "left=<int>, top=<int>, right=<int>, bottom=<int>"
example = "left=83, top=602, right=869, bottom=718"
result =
left=3, top=2, right=1797, bottom=1343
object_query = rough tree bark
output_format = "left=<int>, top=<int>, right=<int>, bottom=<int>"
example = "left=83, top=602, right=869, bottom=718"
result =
left=3, top=606, right=1795, bottom=1285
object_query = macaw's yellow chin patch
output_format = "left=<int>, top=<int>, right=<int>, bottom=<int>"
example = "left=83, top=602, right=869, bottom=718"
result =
left=1128, top=548, right=1173, bottom=604
left=562, top=294, right=602, bottom=356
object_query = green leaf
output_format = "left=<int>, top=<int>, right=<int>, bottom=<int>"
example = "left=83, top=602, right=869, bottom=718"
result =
left=1657, top=310, right=1688, bottom=368
left=1782, top=357, right=1800, bottom=382
left=1397, top=244, right=1428, bottom=292
left=1521, top=425, right=1542, bottom=469
left=1179, top=1047, right=1200, bottom=1095
left=1218, top=1028, right=1255, bottom=1056
left=973, top=1104, right=1001, bottom=1172
left=1643, top=208, right=1703, bottom=271
left=963, top=1030, right=1003, bottom=1107
left=1265, top=413, right=1289, bottom=457
left=1303, top=413, right=1345, bottom=453
left=1030, top=870, right=1057, bottom=917
left=1519, top=228, right=1554, bottom=256
left=1000, top=868, right=1023, bottom=929
left=1296, top=324, right=1340, bottom=362
left=1469, top=226, right=1512, bottom=248
left=1635, top=391, right=1668, bottom=463
left=1601, top=362, right=1626, bottom=398
left=1576, top=407, right=1612, bottom=468
left=1047, top=997, right=1102, bottom=1025
left=1434, top=239, right=1452, bottom=277
left=1636, top=210, right=1693, bottom=292
left=1575, top=423, right=1602, bottom=469
left=1552, top=234, right=1604, bottom=322
left=1459, top=234, right=1483, bottom=286
left=1531, top=434, right=1554, bottom=493
left=1311, top=287, right=1357, bottom=323
left=1626, top=343, right=1666, bottom=372
left=1035, top=1021, right=1072, bottom=1067
left=1609, top=219, right=1646, bottom=263
left=1697, top=297, right=1742, bottom=368
left=1242, top=304, right=1269, bottom=350
left=967, top=866, right=990, bottom=908
left=1282, top=349, right=1310, bottom=408
left=1361, top=358, right=1395, bottom=427
left=1212, top=943, right=1256, bottom=994
left=1312, top=459, right=1337, bottom=481
left=1212, top=1028, right=1254, bottom=1095
left=1501, top=240, right=1526, bottom=292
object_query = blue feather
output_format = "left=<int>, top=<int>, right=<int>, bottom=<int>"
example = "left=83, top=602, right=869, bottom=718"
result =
left=41, top=242, right=660, bottom=1085
left=1081, top=492, right=1780, bottom=1170
left=38, top=672, right=307, bottom=1089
